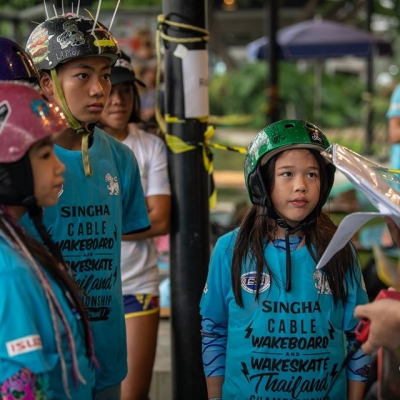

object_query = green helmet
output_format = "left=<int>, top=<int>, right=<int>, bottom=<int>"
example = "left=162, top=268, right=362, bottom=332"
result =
left=26, top=14, right=120, bottom=71
left=245, top=119, right=335, bottom=214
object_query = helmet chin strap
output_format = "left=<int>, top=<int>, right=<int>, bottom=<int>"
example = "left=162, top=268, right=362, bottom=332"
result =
left=50, top=69, right=93, bottom=177
left=274, top=215, right=315, bottom=292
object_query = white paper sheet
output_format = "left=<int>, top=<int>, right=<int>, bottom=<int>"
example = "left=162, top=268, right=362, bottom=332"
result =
left=174, top=45, right=209, bottom=118
left=316, top=144, right=400, bottom=270
left=316, top=212, right=383, bottom=269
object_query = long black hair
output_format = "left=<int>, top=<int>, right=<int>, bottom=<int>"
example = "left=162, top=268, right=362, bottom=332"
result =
left=232, top=150, right=361, bottom=307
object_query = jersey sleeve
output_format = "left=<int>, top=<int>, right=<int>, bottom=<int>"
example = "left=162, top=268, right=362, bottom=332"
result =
left=200, top=233, right=235, bottom=323
left=200, top=233, right=237, bottom=378
left=0, top=267, right=58, bottom=382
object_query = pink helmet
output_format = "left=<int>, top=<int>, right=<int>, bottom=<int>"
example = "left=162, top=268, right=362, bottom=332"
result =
left=0, top=81, right=68, bottom=163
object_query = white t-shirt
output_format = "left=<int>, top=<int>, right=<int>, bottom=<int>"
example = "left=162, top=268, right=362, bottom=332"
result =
left=121, top=124, right=171, bottom=295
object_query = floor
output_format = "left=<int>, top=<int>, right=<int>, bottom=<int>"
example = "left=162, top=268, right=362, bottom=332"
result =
left=149, top=318, right=172, bottom=400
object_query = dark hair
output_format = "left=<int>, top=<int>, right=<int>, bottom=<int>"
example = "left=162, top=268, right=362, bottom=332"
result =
left=231, top=150, right=360, bottom=307
left=129, top=81, right=142, bottom=123
left=0, top=208, right=93, bottom=358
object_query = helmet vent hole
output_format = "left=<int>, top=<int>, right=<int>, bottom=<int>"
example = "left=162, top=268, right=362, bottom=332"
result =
left=284, top=123, right=295, bottom=129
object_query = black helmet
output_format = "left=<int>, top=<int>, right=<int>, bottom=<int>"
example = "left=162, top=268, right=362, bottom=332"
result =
left=0, top=37, right=39, bottom=82
left=26, top=14, right=120, bottom=71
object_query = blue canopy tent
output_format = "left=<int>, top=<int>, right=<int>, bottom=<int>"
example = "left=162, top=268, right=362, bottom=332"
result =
left=246, top=19, right=393, bottom=138
left=247, top=19, right=393, bottom=61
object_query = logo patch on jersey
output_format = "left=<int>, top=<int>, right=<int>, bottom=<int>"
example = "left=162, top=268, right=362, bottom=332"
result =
left=313, top=269, right=332, bottom=295
left=241, top=271, right=270, bottom=293
left=0, top=101, right=11, bottom=135
left=105, top=173, right=119, bottom=195
left=6, top=335, right=43, bottom=357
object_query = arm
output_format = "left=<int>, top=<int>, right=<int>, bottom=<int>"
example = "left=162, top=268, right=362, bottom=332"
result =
left=354, top=298, right=400, bottom=353
left=201, top=317, right=226, bottom=400
left=205, top=376, right=224, bottom=399
left=122, top=194, right=170, bottom=241
left=388, top=117, right=400, bottom=144
left=347, top=379, right=366, bottom=400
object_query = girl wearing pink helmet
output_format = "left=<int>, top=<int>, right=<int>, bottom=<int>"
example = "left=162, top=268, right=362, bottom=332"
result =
left=0, top=81, right=95, bottom=399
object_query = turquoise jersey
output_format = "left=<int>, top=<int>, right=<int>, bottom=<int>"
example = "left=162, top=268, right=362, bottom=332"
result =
left=21, top=127, right=150, bottom=391
left=0, top=237, right=95, bottom=399
left=200, top=230, right=370, bottom=400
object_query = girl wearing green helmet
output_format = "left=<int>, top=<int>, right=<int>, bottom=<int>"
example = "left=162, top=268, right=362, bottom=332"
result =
left=23, top=12, right=151, bottom=400
left=200, top=120, right=370, bottom=400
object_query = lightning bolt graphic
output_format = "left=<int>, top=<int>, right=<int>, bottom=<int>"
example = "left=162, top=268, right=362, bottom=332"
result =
left=240, top=362, right=250, bottom=382
left=244, top=321, right=253, bottom=339
left=330, top=362, right=338, bottom=379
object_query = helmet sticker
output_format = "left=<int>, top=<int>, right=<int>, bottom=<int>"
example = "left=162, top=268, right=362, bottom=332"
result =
left=306, top=124, right=324, bottom=144
left=26, top=27, right=50, bottom=65
left=0, top=101, right=11, bottom=135
left=57, top=21, right=85, bottom=49
left=31, top=99, right=49, bottom=119
left=114, top=57, right=131, bottom=70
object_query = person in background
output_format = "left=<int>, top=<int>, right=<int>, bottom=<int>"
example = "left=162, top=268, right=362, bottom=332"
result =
left=386, top=84, right=400, bottom=171
left=200, top=120, right=370, bottom=400
left=24, top=14, right=150, bottom=400
left=129, top=28, right=155, bottom=66
left=0, top=81, right=95, bottom=399
left=98, top=51, right=171, bottom=400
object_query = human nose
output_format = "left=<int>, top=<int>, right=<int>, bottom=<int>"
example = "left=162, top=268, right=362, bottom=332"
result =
left=90, top=78, right=107, bottom=99
left=294, top=176, right=307, bottom=193
left=55, top=155, right=66, bottom=175
left=109, top=90, right=123, bottom=105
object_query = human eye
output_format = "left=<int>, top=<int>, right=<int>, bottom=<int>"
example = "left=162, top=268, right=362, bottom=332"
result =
left=281, top=171, right=292, bottom=177
left=103, top=73, right=111, bottom=81
left=307, top=171, right=319, bottom=178
left=76, top=72, right=89, bottom=79
left=42, top=144, right=55, bottom=158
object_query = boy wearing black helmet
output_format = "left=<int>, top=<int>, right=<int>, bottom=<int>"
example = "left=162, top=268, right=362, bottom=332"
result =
left=24, top=13, right=150, bottom=399
left=200, top=120, right=370, bottom=400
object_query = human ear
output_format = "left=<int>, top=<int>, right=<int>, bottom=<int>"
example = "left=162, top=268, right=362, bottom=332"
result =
left=39, top=72, right=54, bottom=98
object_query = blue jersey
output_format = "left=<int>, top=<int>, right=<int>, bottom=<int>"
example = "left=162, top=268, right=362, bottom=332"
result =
left=200, top=230, right=370, bottom=400
left=386, top=84, right=400, bottom=170
left=0, top=237, right=95, bottom=399
left=22, top=127, right=150, bottom=390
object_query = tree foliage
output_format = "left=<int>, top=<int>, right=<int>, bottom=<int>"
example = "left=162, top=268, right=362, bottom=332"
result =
left=209, top=61, right=389, bottom=130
